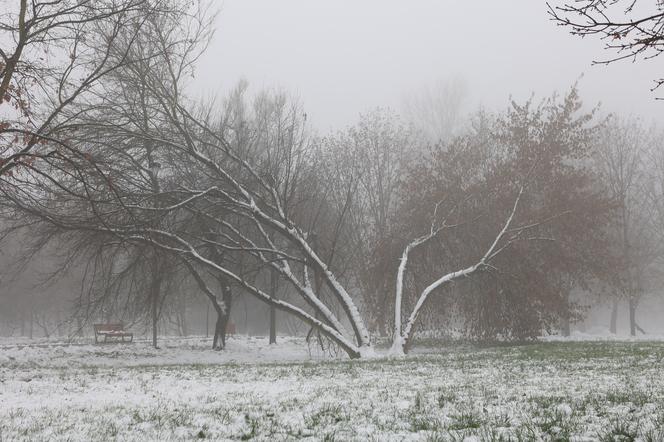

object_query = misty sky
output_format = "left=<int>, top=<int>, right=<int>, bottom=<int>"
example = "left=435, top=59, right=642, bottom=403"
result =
left=194, top=1, right=662, bottom=132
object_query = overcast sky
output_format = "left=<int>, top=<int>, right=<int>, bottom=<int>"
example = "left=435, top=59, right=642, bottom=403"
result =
left=193, top=0, right=662, bottom=132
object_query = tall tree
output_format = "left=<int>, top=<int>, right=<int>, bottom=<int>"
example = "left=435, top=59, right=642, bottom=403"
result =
left=595, top=117, right=663, bottom=335
left=317, top=108, right=419, bottom=335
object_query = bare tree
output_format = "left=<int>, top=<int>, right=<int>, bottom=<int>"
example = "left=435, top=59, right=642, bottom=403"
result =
left=0, top=0, right=215, bottom=346
left=548, top=0, right=664, bottom=93
left=402, top=76, right=469, bottom=144
left=390, top=188, right=534, bottom=354
left=593, top=116, right=660, bottom=335
left=317, top=109, right=419, bottom=336
left=0, top=0, right=152, bottom=178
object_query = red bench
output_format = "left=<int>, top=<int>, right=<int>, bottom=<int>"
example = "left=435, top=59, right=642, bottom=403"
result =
left=93, top=323, right=133, bottom=343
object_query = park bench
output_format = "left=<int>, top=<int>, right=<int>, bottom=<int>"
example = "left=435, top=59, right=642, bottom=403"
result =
left=93, top=323, right=133, bottom=344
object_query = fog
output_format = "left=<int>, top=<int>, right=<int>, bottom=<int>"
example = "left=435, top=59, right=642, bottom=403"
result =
left=2, top=0, right=663, bottom=340
left=4, top=1, right=664, bottom=437
left=194, top=0, right=662, bottom=131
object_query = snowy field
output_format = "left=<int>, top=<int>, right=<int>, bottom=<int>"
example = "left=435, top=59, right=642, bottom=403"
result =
left=1, top=336, right=664, bottom=441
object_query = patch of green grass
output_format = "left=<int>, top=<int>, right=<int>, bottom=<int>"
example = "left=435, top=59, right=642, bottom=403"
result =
left=604, top=388, right=653, bottom=406
left=449, top=408, right=485, bottom=430
left=4, top=340, right=664, bottom=440
left=305, top=404, right=348, bottom=428
left=597, top=417, right=639, bottom=442
left=240, top=413, right=260, bottom=440
left=437, top=387, right=458, bottom=408
left=534, top=407, right=577, bottom=440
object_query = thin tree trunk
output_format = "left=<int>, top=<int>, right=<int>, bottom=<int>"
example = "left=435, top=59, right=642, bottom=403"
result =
left=561, top=285, right=571, bottom=337
left=212, top=311, right=224, bottom=350
left=57, top=310, right=63, bottom=337
left=609, top=297, right=618, bottom=334
left=212, top=277, right=233, bottom=350
left=305, top=264, right=326, bottom=351
left=182, top=303, right=187, bottom=336
left=176, top=299, right=187, bottom=336
left=269, top=269, right=277, bottom=344
left=269, top=305, right=276, bottom=343
left=205, top=303, right=209, bottom=338
left=151, top=271, right=162, bottom=349
left=629, top=296, right=637, bottom=337
left=305, top=311, right=326, bottom=352
left=221, top=283, right=232, bottom=347
left=561, top=316, right=571, bottom=337
left=635, top=322, right=646, bottom=334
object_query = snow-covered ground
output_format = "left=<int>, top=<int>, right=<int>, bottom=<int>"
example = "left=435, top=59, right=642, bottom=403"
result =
left=0, top=336, right=328, bottom=367
left=541, top=326, right=664, bottom=342
left=1, top=336, right=663, bottom=441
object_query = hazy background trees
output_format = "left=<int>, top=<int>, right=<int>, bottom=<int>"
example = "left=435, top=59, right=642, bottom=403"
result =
left=1, top=1, right=664, bottom=353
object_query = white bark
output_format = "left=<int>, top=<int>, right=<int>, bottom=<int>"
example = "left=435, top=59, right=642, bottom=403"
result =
left=392, top=202, right=445, bottom=347
left=392, top=232, right=437, bottom=352
left=392, top=187, right=526, bottom=353
left=120, top=228, right=363, bottom=357
left=183, top=141, right=373, bottom=350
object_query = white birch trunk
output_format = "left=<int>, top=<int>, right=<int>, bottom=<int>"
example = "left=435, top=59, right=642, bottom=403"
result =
left=390, top=188, right=525, bottom=354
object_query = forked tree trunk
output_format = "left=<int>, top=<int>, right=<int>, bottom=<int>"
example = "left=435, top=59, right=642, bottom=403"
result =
left=391, top=188, right=526, bottom=355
